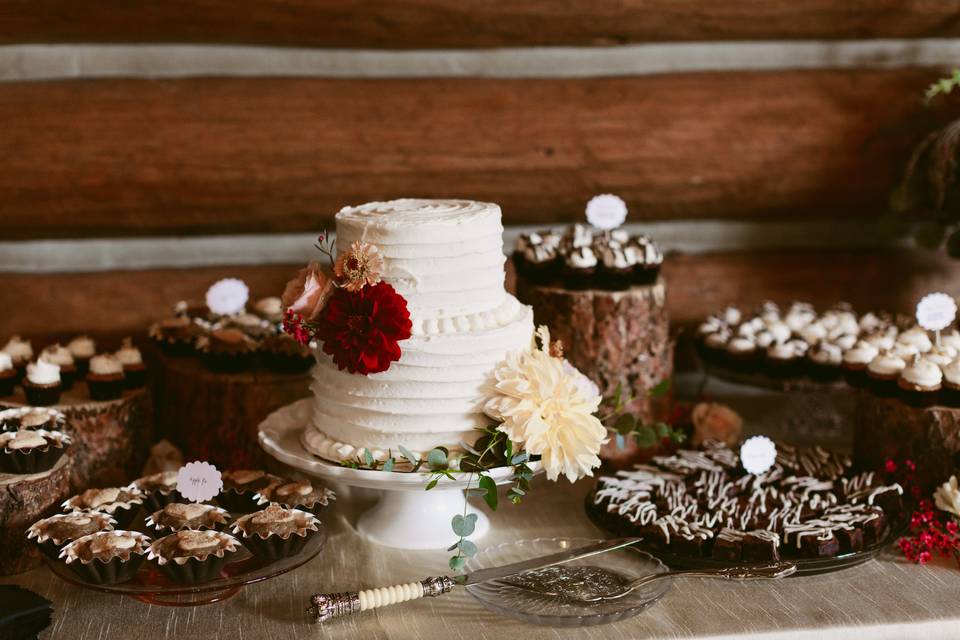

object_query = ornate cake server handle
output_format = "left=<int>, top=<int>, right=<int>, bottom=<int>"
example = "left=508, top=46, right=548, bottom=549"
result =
left=309, top=576, right=457, bottom=622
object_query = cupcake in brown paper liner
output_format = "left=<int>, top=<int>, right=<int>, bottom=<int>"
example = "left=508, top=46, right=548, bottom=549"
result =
left=147, top=529, right=240, bottom=585
left=130, top=470, right=182, bottom=512
left=260, top=333, right=314, bottom=373
left=231, top=504, right=320, bottom=561
left=0, top=429, right=71, bottom=475
left=63, top=486, right=145, bottom=529
left=219, top=469, right=284, bottom=514
left=145, top=502, right=230, bottom=534
left=60, top=530, right=151, bottom=585
left=27, top=512, right=116, bottom=560
left=254, top=479, right=335, bottom=517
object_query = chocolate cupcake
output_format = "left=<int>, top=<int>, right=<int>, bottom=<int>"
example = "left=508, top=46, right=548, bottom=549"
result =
left=897, top=357, right=942, bottom=407
left=700, top=329, right=732, bottom=367
left=866, top=351, right=906, bottom=398
left=630, top=234, right=663, bottom=285
left=147, top=530, right=239, bottom=584
left=941, top=357, right=960, bottom=407
left=1, top=335, right=33, bottom=382
left=197, top=328, right=257, bottom=372
left=0, top=353, right=16, bottom=397
left=806, top=342, right=843, bottom=381
left=114, top=338, right=147, bottom=389
left=63, top=486, right=145, bottom=529
left=231, top=504, right=321, bottom=561
left=784, top=302, right=816, bottom=334
left=725, top=336, right=759, bottom=372
left=132, top=470, right=181, bottom=511
left=145, top=502, right=230, bottom=534
left=40, top=345, right=77, bottom=391
left=253, top=296, right=284, bottom=325
left=27, top=511, right=116, bottom=560
left=766, top=342, right=801, bottom=378
left=0, top=429, right=70, bottom=475
left=148, top=315, right=199, bottom=356
left=516, top=231, right=561, bottom=284
left=66, top=335, right=96, bottom=378
left=596, top=243, right=636, bottom=290
left=223, top=313, right=275, bottom=341
left=219, top=470, right=284, bottom=513
left=560, top=246, right=598, bottom=290
left=60, top=530, right=151, bottom=585
left=86, top=354, right=127, bottom=401
left=261, top=333, right=314, bottom=373
left=22, top=359, right=61, bottom=406
left=255, top=479, right=335, bottom=516
left=841, top=340, right=879, bottom=387
left=798, top=321, right=827, bottom=346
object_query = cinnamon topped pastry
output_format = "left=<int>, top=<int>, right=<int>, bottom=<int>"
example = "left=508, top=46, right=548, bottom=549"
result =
left=256, top=479, right=335, bottom=515
left=0, top=429, right=70, bottom=475
left=231, top=504, right=321, bottom=560
left=147, top=530, right=240, bottom=584
left=27, top=512, right=116, bottom=559
left=196, top=328, right=257, bottom=372
left=60, top=530, right=151, bottom=585
left=145, top=502, right=230, bottom=533
left=148, top=315, right=199, bottom=355
left=219, top=469, right=284, bottom=514
left=63, top=486, right=144, bottom=528
left=131, top=470, right=181, bottom=511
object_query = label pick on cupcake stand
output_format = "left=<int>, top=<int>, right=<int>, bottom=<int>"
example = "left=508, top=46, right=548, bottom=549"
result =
left=177, top=461, right=222, bottom=503
left=585, top=194, right=628, bottom=230
left=740, top=436, right=777, bottom=475
left=916, top=292, right=958, bottom=346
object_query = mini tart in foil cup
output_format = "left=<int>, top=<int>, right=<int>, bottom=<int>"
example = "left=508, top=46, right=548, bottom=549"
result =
left=63, top=486, right=146, bottom=529
left=27, top=512, right=116, bottom=560
left=0, top=406, right=66, bottom=432
left=231, top=504, right=320, bottom=561
left=59, top=530, right=151, bottom=585
left=130, top=470, right=182, bottom=512
left=0, top=429, right=71, bottom=475
left=145, top=502, right=231, bottom=534
left=147, top=530, right=240, bottom=585
left=196, top=329, right=257, bottom=372
left=218, top=470, right=284, bottom=514
left=254, top=480, right=336, bottom=517
left=148, top=317, right=199, bottom=356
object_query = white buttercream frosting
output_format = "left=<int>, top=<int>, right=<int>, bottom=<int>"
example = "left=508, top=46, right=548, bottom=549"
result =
left=942, top=358, right=960, bottom=386
left=90, top=354, right=124, bottom=376
left=898, top=327, right=933, bottom=353
left=843, top=341, right=879, bottom=366
left=901, top=357, right=942, bottom=388
left=67, top=336, right=96, bottom=359
left=115, top=339, right=143, bottom=366
left=2, top=336, right=32, bottom=362
left=27, top=359, right=60, bottom=385
left=41, top=344, right=74, bottom=367
left=868, top=352, right=905, bottom=377
left=0, top=353, right=11, bottom=372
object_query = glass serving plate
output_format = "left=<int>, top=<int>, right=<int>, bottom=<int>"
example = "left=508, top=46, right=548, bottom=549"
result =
left=45, top=524, right=327, bottom=607
left=585, top=494, right=906, bottom=576
left=464, top=537, right=671, bottom=627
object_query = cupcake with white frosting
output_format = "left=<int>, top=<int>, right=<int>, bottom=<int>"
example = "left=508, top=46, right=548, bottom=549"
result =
left=940, top=358, right=960, bottom=407
left=514, top=230, right=561, bottom=284
left=842, top=340, right=879, bottom=387
left=701, top=329, right=732, bottom=367
left=114, top=338, right=147, bottom=389
left=767, top=341, right=802, bottom=378
left=253, top=296, right=284, bottom=324
left=86, top=354, right=126, bottom=401
left=866, top=351, right=905, bottom=397
left=897, top=327, right=933, bottom=354
left=597, top=243, right=637, bottom=289
left=0, top=353, right=15, bottom=396
left=897, top=356, right=942, bottom=407
left=726, top=336, right=759, bottom=372
left=2, top=336, right=33, bottom=382
left=807, top=342, right=843, bottom=382
left=630, top=234, right=663, bottom=285
left=561, top=246, right=598, bottom=290
left=23, top=359, right=61, bottom=406
left=66, top=335, right=96, bottom=377
left=40, top=344, right=77, bottom=391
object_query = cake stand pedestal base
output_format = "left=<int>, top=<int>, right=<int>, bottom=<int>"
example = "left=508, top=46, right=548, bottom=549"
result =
left=258, top=399, right=532, bottom=550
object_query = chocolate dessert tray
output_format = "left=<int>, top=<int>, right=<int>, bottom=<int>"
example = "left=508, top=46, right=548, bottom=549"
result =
left=44, top=523, right=326, bottom=607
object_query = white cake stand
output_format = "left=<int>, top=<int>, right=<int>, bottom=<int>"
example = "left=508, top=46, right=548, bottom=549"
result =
left=258, top=399, right=538, bottom=550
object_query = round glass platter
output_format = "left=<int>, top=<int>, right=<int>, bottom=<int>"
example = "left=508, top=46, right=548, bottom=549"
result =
left=464, top=537, right=671, bottom=627
left=44, top=524, right=327, bottom=607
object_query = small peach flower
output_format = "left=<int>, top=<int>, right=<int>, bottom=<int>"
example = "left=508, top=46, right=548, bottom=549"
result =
left=691, top=402, right=743, bottom=447
left=334, top=241, right=384, bottom=292
left=281, top=262, right=336, bottom=323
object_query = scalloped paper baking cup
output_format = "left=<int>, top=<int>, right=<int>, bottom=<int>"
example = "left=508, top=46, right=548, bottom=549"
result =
left=0, top=429, right=70, bottom=475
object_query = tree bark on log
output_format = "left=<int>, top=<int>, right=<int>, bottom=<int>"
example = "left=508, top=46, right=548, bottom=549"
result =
left=0, top=455, right=72, bottom=575
left=854, top=390, right=960, bottom=492
left=153, top=355, right=311, bottom=470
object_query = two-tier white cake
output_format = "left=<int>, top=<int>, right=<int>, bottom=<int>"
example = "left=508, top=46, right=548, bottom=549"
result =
left=302, top=199, right=535, bottom=461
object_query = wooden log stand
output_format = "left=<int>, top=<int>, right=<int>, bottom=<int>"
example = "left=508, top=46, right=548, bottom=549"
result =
left=153, top=354, right=311, bottom=470
left=0, top=455, right=72, bottom=575
left=1, top=385, right=153, bottom=490
left=854, top=390, right=960, bottom=492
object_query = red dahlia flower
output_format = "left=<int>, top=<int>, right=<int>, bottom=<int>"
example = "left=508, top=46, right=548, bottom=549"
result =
left=316, top=282, right=412, bottom=375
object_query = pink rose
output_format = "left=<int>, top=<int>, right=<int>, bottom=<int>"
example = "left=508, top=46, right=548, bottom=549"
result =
left=281, top=262, right=336, bottom=322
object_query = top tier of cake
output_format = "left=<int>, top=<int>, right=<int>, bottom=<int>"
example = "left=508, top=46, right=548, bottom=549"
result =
left=336, top=199, right=506, bottom=320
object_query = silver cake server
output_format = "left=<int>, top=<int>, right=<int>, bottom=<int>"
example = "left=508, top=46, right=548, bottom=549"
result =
left=308, top=537, right=642, bottom=622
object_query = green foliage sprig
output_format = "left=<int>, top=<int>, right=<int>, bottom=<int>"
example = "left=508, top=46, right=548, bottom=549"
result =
left=926, top=69, right=960, bottom=104
left=598, top=379, right=685, bottom=450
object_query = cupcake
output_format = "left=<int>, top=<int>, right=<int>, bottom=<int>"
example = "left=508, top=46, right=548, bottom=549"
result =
left=27, top=512, right=116, bottom=560
left=725, top=336, right=759, bottom=372
left=798, top=321, right=827, bottom=346
left=2, top=335, right=33, bottom=382
left=596, top=243, right=636, bottom=290
left=516, top=232, right=561, bottom=284
left=766, top=341, right=802, bottom=378
left=0, top=353, right=16, bottom=396
left=560, top=246, right=598, bottom=290
left=145, top=502, right=230, bottom=534
left=148, top=315, right=198, bottom=355
left=231, top=504, right=321, bottom=561
left=131, top=470, right=181, bottom=511
left=719, top=305, right=743, bottom=326
left=925, top=345, right=956, bottom=369
left=898, top=326, right=934, bottom=353
left=897, top=357, right=942, bottom=407
left=831, top=333, right=858, bottom=352
left=59, top=530, right=151, bottom=585
left=147, top=530, right=239, bottom=585
left=764, top=320, right=792, bottom=346
left=941, top=330, right=960, bottom=353
left=864, top=328, right=897, bottom=352
left=86, top=354, right=127, bottom=401
left=22, top=359, right=61, bottom=406
left=219, top=470, right=284, bottom=514
left=255, top=479, right=336, bottom=516
left=196, top=328, right=256, bottom=372
left=261, top=333, right=314, bottom=373
left=866, top=351, right=906, bottom=397
left=6, top=407, right=64, bottom=432
left=842, top=341, right=879, bottom=387
left=700, top=329, right=732, bottom=367
left=253, top=296, right=284, bottom=325
left=66, top=335, right=96, bottom=377
left=0, top=429, right=70, bottom=474
left=114, top=338, right=147, bottom=389
left=891, top=341, right=920, bottom=361
left=63, top=486, right=145, bottom=529
left=40, top=345, right=77, bottom=391
left=941, top=358, right=960, bottom=407
left=784, top=302, right=816, bottom=333
left=630, top=235, right=663, bottom=285
left=807, top=342, right=843, bottom=381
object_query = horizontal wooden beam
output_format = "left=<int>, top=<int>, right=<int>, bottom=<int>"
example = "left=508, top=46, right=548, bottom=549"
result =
left=4, top=2, right=960, bottom=48
left=3, top=249, right=958, bottom=339
left=0, top=69, right=953, bottom=240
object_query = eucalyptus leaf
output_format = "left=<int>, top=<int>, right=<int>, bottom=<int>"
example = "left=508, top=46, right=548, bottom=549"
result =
left=478, top=474, right=498, bottom=510
left=363, top=448, right=374, bottom=466
left=382, top=458, right=395, bottom=473
left=426, top=477, right=439, bottom=491
left=510, top=451, right=528, bottom=465
left=452, top=514, right=477, bottom=537
left=398, top=445, right=419, bottom=466
left=427, top=448, right=448, bottom=468
left=458, top=539, right=478, bottom=557
left=654, top=422, right=670, bottom=439
left=449, top=556, right=466, bottom=572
